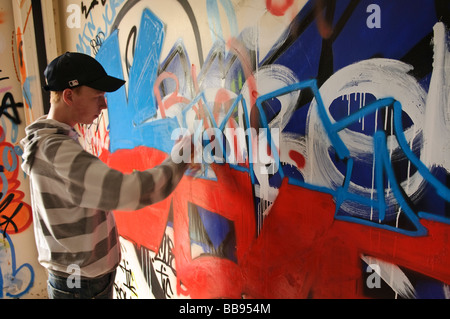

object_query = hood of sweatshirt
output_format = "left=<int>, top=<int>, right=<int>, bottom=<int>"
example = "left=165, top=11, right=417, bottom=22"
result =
left=20, top=116, right=80, bottom=175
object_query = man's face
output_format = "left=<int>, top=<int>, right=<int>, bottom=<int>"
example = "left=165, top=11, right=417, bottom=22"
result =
left=71, top=86, right=107, bottom=125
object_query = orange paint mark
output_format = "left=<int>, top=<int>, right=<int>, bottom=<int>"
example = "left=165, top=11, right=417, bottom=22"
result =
left=22, top=4, right=33, bottom=34
left=0, top=128, right=33, bottom=235
left=19, top=0, right=27, bottom=9
left=154, top=71, right=190, bottom=119
left=314, top=0, right=333, bottom=39
left=266, top=0, right=294, bottom=16
left=16, top=27, right=27, bottom=84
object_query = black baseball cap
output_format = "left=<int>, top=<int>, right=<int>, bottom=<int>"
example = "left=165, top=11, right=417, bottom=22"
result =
left=43, top=52, right=125, bottom=92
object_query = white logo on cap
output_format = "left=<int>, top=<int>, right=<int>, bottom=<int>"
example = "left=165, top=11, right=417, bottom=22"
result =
left=69, top=80, right=79, bottom=87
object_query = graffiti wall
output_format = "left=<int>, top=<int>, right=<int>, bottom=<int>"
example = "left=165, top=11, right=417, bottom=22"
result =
left=56, top=0, right=449, bottom=298
left=0, top=0, right=47, bottom=298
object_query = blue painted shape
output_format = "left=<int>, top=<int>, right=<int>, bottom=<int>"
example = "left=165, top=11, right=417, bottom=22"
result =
left=139, top=117, right=180, bottom=154
left=22, top=76, right=34, bottom=109
left=0, top=232, right=34, bottom=298
left=96, top=30, right=133, bottom=150
left=415, top=280, right=448, bottom=299
left=197, top=206, right=230, bottom=251
left=206, top=0, right=238, bottom=43
left=418, top=211, right=450, bottom=225
left=189, top=204, right=237, bottom=262
left=159, top=39, right=193, bottom=99
left=254, top=78, right=447, bottom=236
left=96, top=10, right=179, bottom=154
left=128, top=8, right=165, bottom=125
left=329, top=131, right=428, bottom=236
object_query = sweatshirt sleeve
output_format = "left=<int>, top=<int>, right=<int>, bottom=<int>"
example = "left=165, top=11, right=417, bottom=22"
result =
left=42, top=135, right=187, bottom=211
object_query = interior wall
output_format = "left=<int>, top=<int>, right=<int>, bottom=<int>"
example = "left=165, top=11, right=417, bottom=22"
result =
left=15, top=0, right=450, bottom=299
left=0, top=0, right=47, bottom=299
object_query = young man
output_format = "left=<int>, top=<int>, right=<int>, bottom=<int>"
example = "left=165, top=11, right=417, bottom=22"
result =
left=20, top=52, right=190, bottom=299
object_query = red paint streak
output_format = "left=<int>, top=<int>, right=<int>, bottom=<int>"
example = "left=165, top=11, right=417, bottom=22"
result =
left=173, top=163, right=255, bottom=298
left=289, top=150, right=305, bottom=169
left=243, top=180, right=450, bottom=298
left=266, top=0, right=294, bottom=16
left=101, top=145, right=450, bottom=298
left=242, top=180, right=345, bottom=298
left=335, top=218, right=450, bottom=288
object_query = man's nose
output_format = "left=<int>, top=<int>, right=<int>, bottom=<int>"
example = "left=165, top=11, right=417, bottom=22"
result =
left=99, top=96, right=107, bottom=109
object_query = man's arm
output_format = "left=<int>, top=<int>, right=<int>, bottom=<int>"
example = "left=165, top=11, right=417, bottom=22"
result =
left=43, top=136, right=188, bottom=211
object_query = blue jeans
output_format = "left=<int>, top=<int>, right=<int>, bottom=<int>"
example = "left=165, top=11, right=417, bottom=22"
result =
left=47, top=270, right=116, bottom=299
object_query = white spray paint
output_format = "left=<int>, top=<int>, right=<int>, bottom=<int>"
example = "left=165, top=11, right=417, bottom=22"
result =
left=306, top=58, right=427, bottom=220
left=362, top=255, right=416, bottom=299
left=422, top=22, right=450, bottom=172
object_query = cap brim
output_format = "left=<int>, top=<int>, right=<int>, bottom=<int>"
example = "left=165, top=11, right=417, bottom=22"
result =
left=86, top=75, right=125, bottom=92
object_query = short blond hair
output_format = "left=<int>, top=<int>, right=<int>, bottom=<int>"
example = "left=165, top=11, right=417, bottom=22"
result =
left=50, top=91, right=63, bottom=104
left=50, top=87, right=82, bottom=104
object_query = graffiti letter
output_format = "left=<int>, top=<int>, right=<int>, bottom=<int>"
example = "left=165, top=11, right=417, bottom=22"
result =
left=366, top=4, right=381, bottom=29
left=1, top=92, right=23, bottom=125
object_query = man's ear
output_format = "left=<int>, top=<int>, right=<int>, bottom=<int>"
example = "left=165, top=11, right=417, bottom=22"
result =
left=62, top=88, right=74, bottom=106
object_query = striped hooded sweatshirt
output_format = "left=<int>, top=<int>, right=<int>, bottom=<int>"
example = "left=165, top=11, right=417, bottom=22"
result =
left=20, top=116, right=187, bottom=278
